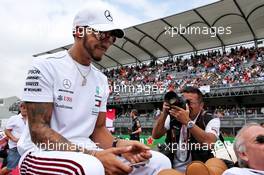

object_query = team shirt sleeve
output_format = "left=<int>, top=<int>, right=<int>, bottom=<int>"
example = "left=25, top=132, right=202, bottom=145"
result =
left=205, top=118, right=221, bottom=138
left=22, top=59, right=54, bottom=102
left=5, top=116, right=16, bottom=130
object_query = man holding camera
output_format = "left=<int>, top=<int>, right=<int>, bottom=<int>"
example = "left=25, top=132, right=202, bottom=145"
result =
left=152, top=86, right=220, bottom=172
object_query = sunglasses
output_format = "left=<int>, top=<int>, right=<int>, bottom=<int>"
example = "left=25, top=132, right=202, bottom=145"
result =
left=96, top=32, right=116, bottom=43
left=92, top=30, right=116, bottom=43
left=75, top=26, right=117, bottom=43
left=255, top=135, right=264, bottom=144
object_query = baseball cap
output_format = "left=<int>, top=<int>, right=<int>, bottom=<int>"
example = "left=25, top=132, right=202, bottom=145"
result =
left=73, top=6, right=125, bottom=38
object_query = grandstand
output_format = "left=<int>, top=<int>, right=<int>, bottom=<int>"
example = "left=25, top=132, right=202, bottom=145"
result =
left=0, top=96, right=20, bottom=129
left=33, top=0, right=264, bottom=136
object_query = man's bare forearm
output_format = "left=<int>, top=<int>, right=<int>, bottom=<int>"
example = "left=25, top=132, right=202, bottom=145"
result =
left=132, top=128, right=142, bottom=134
left=26, top=102, right=96, bottom=155
left=189, top=125, right=216, bottom=145
left=4, top=129, right=18, bottom=142
left=152, top=112, right=167, bottom=139
left=91, top=126, right=114, bottom=149
left=90, top=112, right=115, bottom=149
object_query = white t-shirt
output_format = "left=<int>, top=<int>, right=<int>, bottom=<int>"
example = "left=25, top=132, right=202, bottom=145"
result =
left=164, top=113, right=220, bottom=172
left=5, top=114, right=26, bottom=149
left=223, top=167, right=264, bottom=175
left=18, top=51, right=109, bottom=156
left=155, top=109, right=161, bottom=117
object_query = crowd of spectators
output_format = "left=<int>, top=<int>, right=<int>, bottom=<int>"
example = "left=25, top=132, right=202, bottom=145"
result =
left=103, top=46, right=264, bottom=96
left=212, top=106, right=264, bottom=118
left=116, top=106, right=264, bottom=119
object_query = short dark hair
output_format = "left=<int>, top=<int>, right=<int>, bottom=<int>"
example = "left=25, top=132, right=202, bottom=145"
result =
left=131, top=109, right=138, bottom=116
left=181, top=86, right=203, bottom=103
left=260, top=122, right=264, bottom=127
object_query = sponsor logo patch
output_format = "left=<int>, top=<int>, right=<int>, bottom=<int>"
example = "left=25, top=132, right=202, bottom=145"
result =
left=63, top=79, right=71, bottom=89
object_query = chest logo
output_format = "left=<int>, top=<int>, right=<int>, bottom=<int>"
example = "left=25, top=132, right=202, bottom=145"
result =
left=63, top=79, right=71, bottom=89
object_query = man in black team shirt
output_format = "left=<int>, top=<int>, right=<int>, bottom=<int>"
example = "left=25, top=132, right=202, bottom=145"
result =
left=130, top=109, right=142, bottom=141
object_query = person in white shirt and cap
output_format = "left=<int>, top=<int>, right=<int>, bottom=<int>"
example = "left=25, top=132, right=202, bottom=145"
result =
left=3, top=101, right=27, bottom=174
left=18, top=5, right=171, bottom=175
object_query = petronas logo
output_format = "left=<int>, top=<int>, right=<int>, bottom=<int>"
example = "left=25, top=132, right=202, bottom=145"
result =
left=96, top=86, right=100, bottom=95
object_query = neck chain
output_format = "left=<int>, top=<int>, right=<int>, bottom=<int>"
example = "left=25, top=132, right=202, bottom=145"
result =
left=73, top=60, right=90, bottom=86
left=68, top=50, right=91, bottom=86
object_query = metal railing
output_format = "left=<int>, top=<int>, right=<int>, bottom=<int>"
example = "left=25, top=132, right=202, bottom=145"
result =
left=113, top=115, right=264, bottom=128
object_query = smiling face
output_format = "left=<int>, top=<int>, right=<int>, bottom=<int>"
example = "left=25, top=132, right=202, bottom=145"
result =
left=82, top=30, right=116, bottom=62
left=239, top=125, right=264, bottom=170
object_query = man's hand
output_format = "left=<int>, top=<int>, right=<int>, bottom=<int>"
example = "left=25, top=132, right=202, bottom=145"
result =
left=162, top=102, right=170, bottom=117
left=13, top=137, right=19, bottom=143
left=95, top=147, right=133, bottom=175
left=4, top=129, right=19, bottom=143
left=118, top=140, right=152, bottom=164
left=169, top=104, right=191, bottom=125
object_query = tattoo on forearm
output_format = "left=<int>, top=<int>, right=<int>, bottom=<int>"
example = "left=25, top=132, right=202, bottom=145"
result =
left=25, top=102, right=86, bottom=153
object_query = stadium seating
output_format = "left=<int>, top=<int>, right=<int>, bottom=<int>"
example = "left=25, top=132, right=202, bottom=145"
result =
left=104, top=46, right=264, bottom=98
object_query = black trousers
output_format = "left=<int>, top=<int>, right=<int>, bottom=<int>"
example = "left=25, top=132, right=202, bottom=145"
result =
left=130, top=134, right=140, bottom=141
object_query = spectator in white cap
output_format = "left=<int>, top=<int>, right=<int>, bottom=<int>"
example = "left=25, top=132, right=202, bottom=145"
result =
left=18, top=5, right=171, bottom=175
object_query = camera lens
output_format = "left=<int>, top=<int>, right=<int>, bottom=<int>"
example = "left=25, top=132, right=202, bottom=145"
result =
left=164, top=91, right=186, bottom=109
left=164, top=91, right=178, bottom=105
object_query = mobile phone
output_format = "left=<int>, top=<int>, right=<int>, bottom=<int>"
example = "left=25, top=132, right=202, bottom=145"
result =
left=129, top=160, right=149, bottom=168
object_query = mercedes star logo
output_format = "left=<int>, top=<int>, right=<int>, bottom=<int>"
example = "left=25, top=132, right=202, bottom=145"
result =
left=104, top=10, right=113, bottom=22
left=63, top=79, right=71, bottom=89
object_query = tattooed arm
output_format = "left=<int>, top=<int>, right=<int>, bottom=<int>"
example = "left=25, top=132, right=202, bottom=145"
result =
left=26, top=102, right=95, bottom=155
left=26, top=102, right=136, bottom=174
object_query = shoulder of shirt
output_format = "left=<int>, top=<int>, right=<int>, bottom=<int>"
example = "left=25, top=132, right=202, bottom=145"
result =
left=202, top=110, right=212, bottom=116
left=223, top=167, right=251, bottom=174
left=33, top=51, right=67, bottom=63
left=91, top=64, right=107, bottom=80
left=203, top=111, right=219, bottom=119
left=8, top=114, right=21, bottom=120
left=206, top=117, right=220, bottom=125
left=135, top=118, right=140, bottom=121
left=91, top=64, right=102, bottom=73
left=31, top=51, right=69, bottom=73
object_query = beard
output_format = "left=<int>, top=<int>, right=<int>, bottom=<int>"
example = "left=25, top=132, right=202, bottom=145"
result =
left=82, top=35, right=105, bottom=62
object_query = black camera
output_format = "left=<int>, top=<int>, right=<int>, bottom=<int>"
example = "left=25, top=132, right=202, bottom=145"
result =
left=163, top=91, right=187, bottom=135
left=164, top=91, right=187, bottom=109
